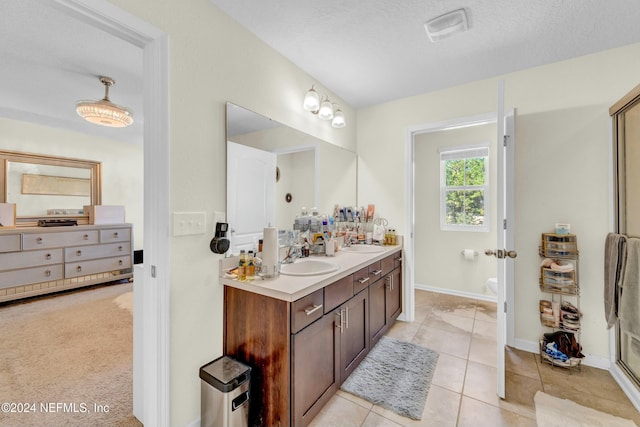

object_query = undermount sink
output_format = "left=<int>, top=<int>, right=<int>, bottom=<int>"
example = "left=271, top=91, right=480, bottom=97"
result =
left=341, top=245, right=385, bottom=254
left=280, top=259, right=340, bottom=276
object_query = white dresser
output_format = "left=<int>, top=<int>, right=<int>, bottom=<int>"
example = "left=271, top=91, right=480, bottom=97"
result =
left=0, top=224, right=133, bottom=303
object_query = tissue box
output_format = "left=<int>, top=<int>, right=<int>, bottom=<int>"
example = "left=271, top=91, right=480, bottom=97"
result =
left=84, top=205, right=125, bottom=225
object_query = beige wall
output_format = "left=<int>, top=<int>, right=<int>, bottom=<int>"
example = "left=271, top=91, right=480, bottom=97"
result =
left=357, top=42, right=640, bottom=362
left=414, top=123, right=497, bottom=295
left=0, top=118, right=144, bottom=250
left=105, top=1, right=357, bottom=425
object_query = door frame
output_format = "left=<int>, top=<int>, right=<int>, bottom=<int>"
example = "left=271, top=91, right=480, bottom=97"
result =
left=404, top=112, right=498, bottom=323
left=53, top=1, right=170, bottom=426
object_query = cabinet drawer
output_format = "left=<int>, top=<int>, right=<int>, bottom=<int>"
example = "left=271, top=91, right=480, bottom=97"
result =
left=291, top=289, right=324, bottom=333
left=324, top=275, right=353, bottom=314
left=353, top=267, right=371, bottom=294
left=65, top=255, right=132, bottom=278
left=381, top=253, right=400, bottom=276
left=100, top=228, right=131, bottom=243
left=0, top=249, right=63, bottom=271
left=65, top=242, right=131, bottom=262
left=368, top=261, right=384, bottom=282
left=0, top=234, right=21, bottom=253
left=23, top=230, right=99, bottom=250
left=0, top=264, right=63, bottom=290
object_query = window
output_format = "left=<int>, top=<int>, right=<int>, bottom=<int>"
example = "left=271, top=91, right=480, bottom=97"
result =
left=440, top=145, right=489, bottom=231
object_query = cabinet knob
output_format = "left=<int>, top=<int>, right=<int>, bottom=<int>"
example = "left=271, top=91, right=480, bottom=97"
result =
left=372, top=269, right=383, bottom=276
left=358, top=277, right=370, bottom=284
left=304, top=304, right=323, bottom=316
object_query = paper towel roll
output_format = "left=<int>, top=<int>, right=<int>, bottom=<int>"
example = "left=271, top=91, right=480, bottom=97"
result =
left=463, top=249, right=476, bottom=261
left=262, top=227, right=279, bottom=277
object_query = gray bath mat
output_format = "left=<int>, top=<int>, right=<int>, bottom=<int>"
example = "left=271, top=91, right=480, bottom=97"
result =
left=340, top=336, right=439, bottom=420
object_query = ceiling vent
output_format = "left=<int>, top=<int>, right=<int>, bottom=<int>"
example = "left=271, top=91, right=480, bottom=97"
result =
left=424, top=8, right=469, bottom=43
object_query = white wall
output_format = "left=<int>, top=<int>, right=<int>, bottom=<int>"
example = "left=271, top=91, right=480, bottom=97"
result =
left=106, top=1, right=357, bottom=425
left=0, top=118, right=144, bottom=250
left=414, top=123, right=497, bottom=295
left=357, top=42, right=640, bottom=362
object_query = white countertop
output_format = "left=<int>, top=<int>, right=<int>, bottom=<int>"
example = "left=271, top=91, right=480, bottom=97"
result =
left=220, top=244, right=402, bottom=302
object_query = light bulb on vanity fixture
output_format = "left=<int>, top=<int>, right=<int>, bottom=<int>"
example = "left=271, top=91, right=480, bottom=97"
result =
left=302, top=85, right=346, bottom=128
left=76, top=76, right=133, bottom=128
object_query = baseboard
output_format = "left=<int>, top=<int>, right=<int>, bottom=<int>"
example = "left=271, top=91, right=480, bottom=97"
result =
left=611, top=364, right=640, bottom=412
left=415, top=283, right=497, bottom=303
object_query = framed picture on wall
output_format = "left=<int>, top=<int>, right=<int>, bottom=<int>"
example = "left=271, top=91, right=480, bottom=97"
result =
left=0, top=203, right=16, bottom=228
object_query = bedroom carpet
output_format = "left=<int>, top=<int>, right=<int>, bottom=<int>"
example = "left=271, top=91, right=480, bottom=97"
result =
left=0, top=282, right=140, bottom=427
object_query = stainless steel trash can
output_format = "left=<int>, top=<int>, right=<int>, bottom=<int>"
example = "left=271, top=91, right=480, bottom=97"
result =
left=200, top=355, right=251, bottom=427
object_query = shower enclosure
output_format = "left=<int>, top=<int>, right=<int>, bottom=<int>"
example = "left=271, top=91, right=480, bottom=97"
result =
left=611, top=83, right=640, bottom=387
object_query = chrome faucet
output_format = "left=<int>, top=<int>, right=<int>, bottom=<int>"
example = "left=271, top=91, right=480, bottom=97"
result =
left=280, top=243, right=302, bottom=264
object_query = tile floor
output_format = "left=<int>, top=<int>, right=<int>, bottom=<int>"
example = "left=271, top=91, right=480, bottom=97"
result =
left=309, top=290, right=640, bottom=427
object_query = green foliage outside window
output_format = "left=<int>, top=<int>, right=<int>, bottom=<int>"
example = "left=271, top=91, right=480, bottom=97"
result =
left=444, top=157, right=486, bottom=226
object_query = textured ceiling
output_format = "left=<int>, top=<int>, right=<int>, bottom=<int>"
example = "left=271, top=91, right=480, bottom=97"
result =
left=209, top=0, right=640, bottom=108
left=1, top=1, right=640, bottom=145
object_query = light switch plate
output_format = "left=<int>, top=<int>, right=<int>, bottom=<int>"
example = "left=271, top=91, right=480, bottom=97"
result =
left=173, top=212, right=206, bottom=236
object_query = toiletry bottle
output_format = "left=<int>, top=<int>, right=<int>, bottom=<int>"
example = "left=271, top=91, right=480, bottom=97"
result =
left=246, top=250, right=255, bottom=281
left=238, top=250, right=247, bottom=281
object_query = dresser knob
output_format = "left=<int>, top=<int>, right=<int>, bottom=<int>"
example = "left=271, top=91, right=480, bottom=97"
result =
left=45, top=270, right=51, bottom=277
left=118, top=260, right=123, bottom=266
left=83, top=234, right=89, bottom=240
left=46, top=253, right=51, bottom=260
left=76, top=250, right=82, bottom=256
left=114, top=232, right=119, bottom=239
left=36, top=237, right=43, bottom=244
left=118, top=246, right=123, bottom=251
left=77, top=266, right=82, bottom=272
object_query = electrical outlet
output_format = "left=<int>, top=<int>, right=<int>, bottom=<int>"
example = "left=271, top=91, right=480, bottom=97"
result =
left=173, top=212, right=206, bottom=236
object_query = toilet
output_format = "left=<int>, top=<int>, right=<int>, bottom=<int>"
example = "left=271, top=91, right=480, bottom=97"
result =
left=486, top=277, right=498, bottom=294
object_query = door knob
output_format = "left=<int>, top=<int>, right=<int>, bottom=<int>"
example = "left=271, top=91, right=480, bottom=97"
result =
left=485, top=249, right=517, bottom=259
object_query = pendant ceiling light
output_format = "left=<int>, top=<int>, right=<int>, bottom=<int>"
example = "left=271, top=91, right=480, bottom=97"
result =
left=76, top=76, right=133, bottom=128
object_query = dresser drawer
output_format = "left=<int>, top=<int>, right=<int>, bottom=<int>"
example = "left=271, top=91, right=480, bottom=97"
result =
left=0, top=264, right=63, bottom=290
left=100, top=228, right=131, bottom=243
left=65, top=255, right=132, bottom=278
left=291, top=289, right=324, bottom=334
left=23, top=230, right=99, bottom=250
left=65, top=242, right=131, bottom=262
left=324, top=275, right=353, bottom=314
left=0, top=249, right=63, bottom=271
left=0, top=234, right=21, bottom=253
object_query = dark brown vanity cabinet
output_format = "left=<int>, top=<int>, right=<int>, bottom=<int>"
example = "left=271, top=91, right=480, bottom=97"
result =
left=370, top=252, right=403, bottom=346
left=224, top=249, right=401, bottom=427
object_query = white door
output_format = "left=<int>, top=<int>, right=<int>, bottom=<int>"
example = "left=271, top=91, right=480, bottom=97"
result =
left=227, top=141, right=277, bottom=254
left=487, top=81, right=517, bottom=399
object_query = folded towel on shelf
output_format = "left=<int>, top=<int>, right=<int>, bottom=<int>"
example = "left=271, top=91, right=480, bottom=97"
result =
left=620, top=237, right=640, bottom=336
left=605, top=233, right=627, bottom=329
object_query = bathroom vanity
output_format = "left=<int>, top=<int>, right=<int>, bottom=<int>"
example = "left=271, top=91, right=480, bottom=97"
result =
left=221, top=245, right=402, bottom=427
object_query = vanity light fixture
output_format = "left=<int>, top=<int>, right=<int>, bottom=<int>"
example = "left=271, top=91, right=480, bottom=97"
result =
left=424, top=8, right=469, bottom=43
left=76, top=76, right=133, bottom=128
left=302, top=85, right=346, bottom=128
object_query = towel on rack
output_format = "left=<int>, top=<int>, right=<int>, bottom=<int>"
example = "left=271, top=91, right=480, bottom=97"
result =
left=605, top=233, right=627, bottom=329
left=620, top=237, right=640, bottom=336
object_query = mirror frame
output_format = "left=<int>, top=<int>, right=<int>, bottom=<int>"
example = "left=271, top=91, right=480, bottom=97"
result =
left=0, top=150, right=102, bottom=226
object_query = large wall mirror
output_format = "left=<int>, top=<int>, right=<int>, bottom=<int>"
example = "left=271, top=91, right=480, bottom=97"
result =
left=226, top=102, right=357, bottom=253
left=0, top=150, right=101, bottom=225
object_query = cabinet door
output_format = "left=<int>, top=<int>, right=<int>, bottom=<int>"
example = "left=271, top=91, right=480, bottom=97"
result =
left=386, top=268, right=402, bottom=322
left=339, top=289, right=369, bottom=383
left=369, top=277, right=387, bottom=346
left=292, top=313, right=339, bottom=427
